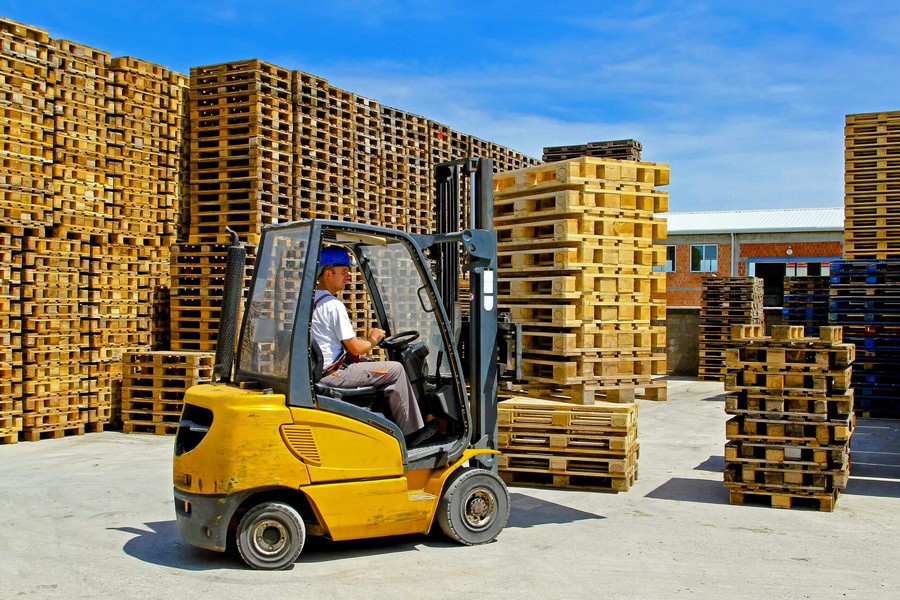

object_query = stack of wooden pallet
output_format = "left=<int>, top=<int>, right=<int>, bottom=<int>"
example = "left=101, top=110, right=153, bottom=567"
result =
left=1, top=20, right=51, bottom=443
left=498, top=397, right=639, bottom=492
left=844, top=111, right=900, bottom=260
left=0, top=19, right=193, bottom=440
left=494, top=156, right=669, bottom=404
left=782, top=275, right=830, bottom=336
left=291, top=70, right=331, bottom=220
left=0, top=230, right=21, bottom=443
left=543, top=140, right=642, bottom=163
left=724, top=325, right=854, bottom=511
left=170, top=59, right=294, bottom=351
left=19, top=235, right=88, bottom=440
left=0, top=16, right=540, bottom=441
left=0, top=18, right=53, bottom=227
left=828, top=258, right=900, bottom=417
left=698, top=276, right=764, bottom=381
left=121, top=351, right=214, bottom=434
left=381, top=106, right=431, bottom=234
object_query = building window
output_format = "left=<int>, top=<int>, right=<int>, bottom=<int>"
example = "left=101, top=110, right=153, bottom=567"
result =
left=690, top=244, right=717, bottom=272
left=653, top=245, right=676, bottom=272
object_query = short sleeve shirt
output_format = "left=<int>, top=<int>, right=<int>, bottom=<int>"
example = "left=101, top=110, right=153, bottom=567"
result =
left=311, top=290, right=356, bottom=365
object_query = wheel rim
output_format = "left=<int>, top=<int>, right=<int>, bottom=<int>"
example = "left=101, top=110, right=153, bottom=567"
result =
left=250, top=518, right=289, bottom=558
left=461, top=486, right=497, bottom=531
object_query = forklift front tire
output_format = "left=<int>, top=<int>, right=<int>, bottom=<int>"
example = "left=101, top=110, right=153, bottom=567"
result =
left=235, top=501, right=306, bottom=570
left=437, top=469, right=510, bottom=545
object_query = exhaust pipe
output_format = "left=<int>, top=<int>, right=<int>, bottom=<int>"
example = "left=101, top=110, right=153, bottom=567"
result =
left=213, top=227, right=246, bottom=383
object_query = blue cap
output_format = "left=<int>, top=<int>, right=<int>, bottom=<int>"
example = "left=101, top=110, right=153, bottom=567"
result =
left=319, top=246, right=354, bottom=271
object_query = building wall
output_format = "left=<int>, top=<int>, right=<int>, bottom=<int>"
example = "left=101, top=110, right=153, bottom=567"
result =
left=662, top=232, right=843, bottom=307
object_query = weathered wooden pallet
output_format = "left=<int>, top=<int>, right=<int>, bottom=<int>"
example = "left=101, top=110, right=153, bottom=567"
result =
left=725, top=367, right=852, bottom=393
left=725, top=439, right=848, bottom=468
left=726, top=486, right=839, bottom=512
left=724, top=462, right=848, bottom=490
left=498, top=397, right=637, bottom=431
left=725, top=390, right=854, bottom=422
left=500, top=464, right=636, bottom=493
left=499, top=428, right=637, bottom=455
left=498, top=244, right=661, bottom=273
left=498, top=447, right=637, bottom=477
left=725, top=415, right=854, bottom=445
left=500, top=271, right=659, bottom=299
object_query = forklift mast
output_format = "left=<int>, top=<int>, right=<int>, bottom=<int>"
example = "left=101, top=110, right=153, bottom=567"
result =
left=430, top=158, right=502, bottom=464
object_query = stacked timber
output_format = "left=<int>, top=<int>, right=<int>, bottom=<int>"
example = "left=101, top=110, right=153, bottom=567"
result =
left=828, top=258, right=900, bottom=417
left=724, top=325, right=854, bottom=511
left=498, top=397, right=639, bottom=492
left=121, top=351, right=214, bottom=434
left=844, top=111, right=900, bottom=259
left=782, top=276, right=830, bottom=336
left=495, top=156, right=669, bottom=404
left=698, top=276, right=764, bottom=381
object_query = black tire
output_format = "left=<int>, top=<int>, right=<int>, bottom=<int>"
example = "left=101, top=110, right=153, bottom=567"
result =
left=235, top=501, right=306, bottom=570
left=436, top=469, right=510, bottom=545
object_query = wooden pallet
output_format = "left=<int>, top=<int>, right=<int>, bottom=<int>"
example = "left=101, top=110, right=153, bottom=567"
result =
left=500, top=465, right=637, bottom=493
left=726, top=486, right=839, bottom=512
left=725, top=415, right=854, bottom=445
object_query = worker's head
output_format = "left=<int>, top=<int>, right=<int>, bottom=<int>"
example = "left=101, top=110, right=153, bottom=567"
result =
left=317, top=246, right=354, bottom=292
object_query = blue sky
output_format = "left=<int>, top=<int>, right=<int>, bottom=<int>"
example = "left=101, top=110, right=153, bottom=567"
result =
left=4, top=1, right=898, bottom=211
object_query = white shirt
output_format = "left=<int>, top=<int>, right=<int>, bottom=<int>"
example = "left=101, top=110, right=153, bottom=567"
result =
left=310, top=290, right=356, bottom=365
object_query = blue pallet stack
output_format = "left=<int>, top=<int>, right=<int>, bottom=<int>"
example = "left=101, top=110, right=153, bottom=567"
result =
left=783, top=276, right=831, bottom=336
left=829, top=259, right=900, bottom=417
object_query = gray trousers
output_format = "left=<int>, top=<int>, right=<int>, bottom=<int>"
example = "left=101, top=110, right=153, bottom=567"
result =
left=320, top=360, right=424, bottom=435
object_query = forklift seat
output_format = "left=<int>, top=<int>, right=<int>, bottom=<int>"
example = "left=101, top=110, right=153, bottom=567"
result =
left=311, top=339, right=382, bottom=409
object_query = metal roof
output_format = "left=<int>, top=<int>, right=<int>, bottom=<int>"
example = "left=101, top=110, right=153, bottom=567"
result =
left=658, top=207, right=844, bottom=235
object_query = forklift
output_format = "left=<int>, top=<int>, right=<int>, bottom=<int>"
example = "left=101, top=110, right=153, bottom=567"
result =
left=173, top=158, right=519, bottom=570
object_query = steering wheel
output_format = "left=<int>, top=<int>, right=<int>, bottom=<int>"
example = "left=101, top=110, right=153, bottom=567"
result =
left=379, top=330, right=420, bottom=350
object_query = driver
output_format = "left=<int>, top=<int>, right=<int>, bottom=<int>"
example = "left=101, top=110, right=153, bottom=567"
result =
left=311, top=246, right=438, bottom=448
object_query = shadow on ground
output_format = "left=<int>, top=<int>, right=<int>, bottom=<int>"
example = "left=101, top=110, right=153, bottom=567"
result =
left=644, top=477, right=730, bottom=505
left=113, top=493, right=603, bottom=570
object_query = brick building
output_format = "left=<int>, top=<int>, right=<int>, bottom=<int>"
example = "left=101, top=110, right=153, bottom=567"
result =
left=656, top=208, right=844, bottom=307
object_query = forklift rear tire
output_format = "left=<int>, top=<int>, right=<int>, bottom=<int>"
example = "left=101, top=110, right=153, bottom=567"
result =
left=235, top=501, right=306, bottom=570
left=436, top=469, right=510, bottom=545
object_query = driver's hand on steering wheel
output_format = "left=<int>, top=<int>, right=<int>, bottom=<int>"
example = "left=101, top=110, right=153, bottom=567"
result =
left=367, top=328, right=386, bottom=347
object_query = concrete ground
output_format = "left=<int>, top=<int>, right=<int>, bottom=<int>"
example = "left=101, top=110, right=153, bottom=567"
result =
left=1, top=376, right=898, bottom=600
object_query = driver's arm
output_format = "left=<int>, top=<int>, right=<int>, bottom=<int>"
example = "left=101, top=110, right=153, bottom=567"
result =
left=342, top=328, right=386, bottom=357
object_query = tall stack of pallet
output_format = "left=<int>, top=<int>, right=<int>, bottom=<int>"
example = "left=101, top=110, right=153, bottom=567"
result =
left=170, top=59, right=293, bottom=351
left=724, top=325, right=854, bottom=511
left=292, top=70, right=330, bottom=220
left=0, top=230, right=20, bottom=443
left=494, top=156, right=669, bottom=404
left=381, top=107, right=431, bottom=234
left=782, top=276, right=830, bottom=336
left=844, top=111, right=900, bottom=260
left=698, top=276, right=764, bottom=381
left=1, top=20, right=51, bottom=441
left=46, top=39, right=110, bottom=431
left=497, top=397, right=639, bottom=492
left=828, top=259, right=900, bottom=417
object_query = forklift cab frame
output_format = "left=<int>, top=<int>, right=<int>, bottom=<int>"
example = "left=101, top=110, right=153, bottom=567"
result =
left=233, top=218, right=496, bottom=466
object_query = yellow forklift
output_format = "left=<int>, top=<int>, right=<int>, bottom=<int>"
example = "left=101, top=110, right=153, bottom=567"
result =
left=173, top=159, right=519, bottom=569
